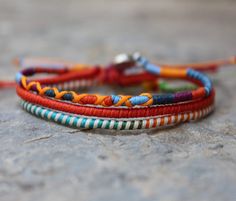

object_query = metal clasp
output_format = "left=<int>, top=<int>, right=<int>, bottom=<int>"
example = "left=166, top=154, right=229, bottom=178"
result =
left=113, top=52, right=142, bottom=65
left=113, top=53, right=133, bottom=64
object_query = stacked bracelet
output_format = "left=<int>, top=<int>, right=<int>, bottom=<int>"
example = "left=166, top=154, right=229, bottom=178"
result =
left=15, top=53, right=221, bottom=130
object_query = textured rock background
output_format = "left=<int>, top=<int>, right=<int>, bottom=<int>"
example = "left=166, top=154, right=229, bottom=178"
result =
left=0, top=0, right=236, bottom=201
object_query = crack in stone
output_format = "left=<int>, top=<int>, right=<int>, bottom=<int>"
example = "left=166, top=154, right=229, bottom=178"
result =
left=23, top=134, right=53, bottom=144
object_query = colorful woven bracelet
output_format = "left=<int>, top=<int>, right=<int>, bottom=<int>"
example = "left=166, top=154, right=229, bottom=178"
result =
left=21, top=100, right=214, bottom=130
left=14, top=53, right=235, bottom=130
left=16, top=85, right=215, bottom=119
left=16, top=53, right=213, bottom=107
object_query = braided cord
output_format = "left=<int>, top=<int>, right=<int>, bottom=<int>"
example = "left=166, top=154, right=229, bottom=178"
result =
left=16, top=85, right=215, bottom=119
left=16, top=58, right=213, bottom=107
left=21, top=100, right=214, bottom=130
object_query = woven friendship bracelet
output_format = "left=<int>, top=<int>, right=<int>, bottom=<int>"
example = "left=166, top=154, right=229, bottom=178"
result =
left=14, top=53, right=236, bottom=130
left=21, top=101, right=214, bottom=130
left=16, top=53, right=213, bottom=107
left=16, top=85, right=215, bottom=119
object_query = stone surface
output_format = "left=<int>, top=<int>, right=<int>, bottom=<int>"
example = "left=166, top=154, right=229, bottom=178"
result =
left=0, top=0, right=236, bottom=201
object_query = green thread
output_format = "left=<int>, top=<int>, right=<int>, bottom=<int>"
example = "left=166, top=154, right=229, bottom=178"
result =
left=159, top=81, right=196, bottom=93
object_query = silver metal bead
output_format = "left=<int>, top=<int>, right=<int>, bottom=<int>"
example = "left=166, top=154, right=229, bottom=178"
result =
left=113, top=53, right=133, bottom=64
left=132, top=52, right=142, bottom=61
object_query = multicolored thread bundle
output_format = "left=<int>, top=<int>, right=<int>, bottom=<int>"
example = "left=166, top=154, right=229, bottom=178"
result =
left=14, top=53, right=236, bottom=130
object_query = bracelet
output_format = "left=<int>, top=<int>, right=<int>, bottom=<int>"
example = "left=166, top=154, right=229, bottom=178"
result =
left=16, top=85, right=215, bottom=118
left=21, top=100, right=214, bottom=130
left=16, top=53, right=212, bottom=107
left=15, top=53, right=226, bottom=130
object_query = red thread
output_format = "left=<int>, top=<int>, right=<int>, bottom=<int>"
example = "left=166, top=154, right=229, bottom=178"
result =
left=17, top=85, right=215, bottom=118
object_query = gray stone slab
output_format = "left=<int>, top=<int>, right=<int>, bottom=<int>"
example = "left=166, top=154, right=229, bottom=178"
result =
left=0, top=0, right=236, bottom=201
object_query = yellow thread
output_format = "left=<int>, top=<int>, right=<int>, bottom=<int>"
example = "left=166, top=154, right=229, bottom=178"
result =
left=71, top=64, right=91, bottom=71
left=160, top=68, right=187, bottom=78
left=21, top=76, right=27, bottom=89
left=114, top=95, right=132, bottom=107
left=40, top=87, right=51, bottom=95
left=22, top=79, right=153, bottom=107
left=27, top=81, right=37, bottom=91
left=35, top=82, right=42, bottom=92
left=72, top=93, right=88, bottom=103
left=94, top=95, right=107, bottom=105
left=140, top=93, right=153, bottom=106
left=125, top=100, right=133, bottom=107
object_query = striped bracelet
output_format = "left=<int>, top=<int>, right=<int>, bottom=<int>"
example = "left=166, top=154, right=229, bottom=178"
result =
left=15, top=53, right=235, bottom=130
left=21, top=100, right=214, bottom=130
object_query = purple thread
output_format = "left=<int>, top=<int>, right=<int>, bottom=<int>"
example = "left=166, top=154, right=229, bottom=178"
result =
left=174, top=91, right=192, bottom=102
